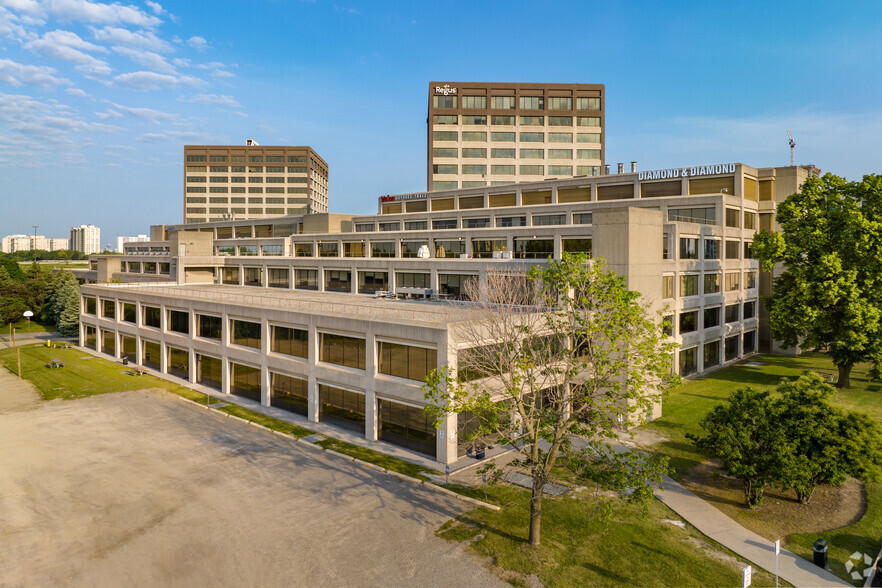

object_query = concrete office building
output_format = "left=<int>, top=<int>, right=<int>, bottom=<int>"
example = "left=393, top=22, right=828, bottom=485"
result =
left=69, top=225, right=101, bottom=254
left=184, top=141, right=329, bottom=224
left=80, top=160, right=817, bottom=465
left=427, top=82, right=604, bottom=191
left=117, top=234, right=149, bottom=253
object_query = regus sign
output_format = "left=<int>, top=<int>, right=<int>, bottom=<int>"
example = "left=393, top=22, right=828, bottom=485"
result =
left=435, top=84, right=457, bottom=95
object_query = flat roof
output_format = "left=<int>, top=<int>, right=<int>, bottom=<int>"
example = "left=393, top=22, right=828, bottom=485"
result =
left=83, top=283, right=489, bottom=327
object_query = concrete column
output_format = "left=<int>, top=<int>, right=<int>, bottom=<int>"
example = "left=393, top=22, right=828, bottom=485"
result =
left=160, top=340, right=168, bottom=375
left=437, top=412, right=458, bottom=465
left=188, top=344, right=197, bottom=384
left=307, top=376, right=319, bottom=422
left=114, top=330, right=121, bottom=359
left=78, top=323, right=85, bottom=347
left=364, top=389, right=378, bottom=441
left=261, top=365, right=271, bottom=407
left=221, top=356, right=230, bottom=395
left=135, top=334, right=143, bottom=366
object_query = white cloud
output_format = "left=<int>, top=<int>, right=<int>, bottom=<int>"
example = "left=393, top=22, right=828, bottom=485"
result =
left=113, top=45, right=175, bottom=73
left=90, top=25, right=169, bottom=51
left=182, top=93, right=241, bottom=108
left=107, top=101, right=175, bottom=122
left=144, top=0, right=161, bottom=14
left=137, top=129, right=210, bottom=142
left=211, top=69, right=234, bottom=79
left=0, top=92, right=123, bottom=149
left=94, top=108, right=121, bottom=119
left=0, top=58, right=70, bottom=87
left=113, top=70, right=201, bottom=90
left=172, top=57, right=189, bottom=68
left=1, top=0, right=163, bottom=27
left=186, top=35, right=207, bottom=50
left=66, top=87, right=87, bottom=96
left=25, top=30, right=112, bottom=76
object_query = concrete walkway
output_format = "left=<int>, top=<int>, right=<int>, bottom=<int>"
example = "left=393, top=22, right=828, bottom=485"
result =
left=655, top=477, right=851, bottom=587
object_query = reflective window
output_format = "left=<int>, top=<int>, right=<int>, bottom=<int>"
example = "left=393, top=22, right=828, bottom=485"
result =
left=295, top=269, right=318, bottom=290
left=143, top=306, right=160, bottom=328
left=320, top=333, right=365, bottom=369
left=231, top=362, right=261, bottom=402
left=271, top=373, right=308, bottom=416
left=122, top=302, right=136, bottom=323
left=272, top=326, right=308, bottom=358
left=198, top=314, right=222, bottom=340
left=319, top=384, right=365, bottom=433
left=324, top=270, right=351, bottom=292
left=231, top=319, right=261, bottom=349
left=358, top=271, right=388, bottom=293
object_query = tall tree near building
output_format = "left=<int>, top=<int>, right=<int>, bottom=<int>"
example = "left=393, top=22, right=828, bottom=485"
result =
left=423, top=254, right=678, bottom=547
left=753, top=173, right=882, bottom=388
left=49, top=275, right=80, bottom=336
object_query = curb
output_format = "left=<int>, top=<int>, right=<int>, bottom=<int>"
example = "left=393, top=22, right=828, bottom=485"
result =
left=295, top=437, right=325, bottom=451
left=353, top=458, right=386, bottom=472
left=325, top=449, right=355, bottom=461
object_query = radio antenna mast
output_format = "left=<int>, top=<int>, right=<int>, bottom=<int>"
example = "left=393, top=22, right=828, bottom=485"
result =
left=786, top=130, right=796, bottom=167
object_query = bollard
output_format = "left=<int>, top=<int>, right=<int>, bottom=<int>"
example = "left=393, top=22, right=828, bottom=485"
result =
left=812, top=539, right=828, bottom=569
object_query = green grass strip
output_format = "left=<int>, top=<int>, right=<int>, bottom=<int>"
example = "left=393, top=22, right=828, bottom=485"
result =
left=216, top=404, right=315, bottom=438
left=316, top=437, right=436, bottom=481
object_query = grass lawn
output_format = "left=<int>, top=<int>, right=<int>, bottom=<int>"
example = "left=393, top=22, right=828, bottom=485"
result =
left=316, top=437, right=437, bottom=480
left=0, top=319, right=54, bottom=336
left=643, top=352, right=882, bottom=584
left=437, top=484, right=787, bottom=587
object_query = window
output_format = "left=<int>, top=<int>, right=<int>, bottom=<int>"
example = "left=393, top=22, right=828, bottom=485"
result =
left=198, top=314, right=222, bottom=340
left=725, top=336, right=740, bottom=361
left=122, top=303, right=136, bottom=323
left=744, top=212, right=756, bottom=230
left=268, top=268, right=289, bottom=288
left=432, top=219, right=457, bottom=230
left=209, top=155, right=227, bottom=163
left=704, top=340, right=720, bottom=368
left=669, top=207, right=716, bottom=224
left=378, top=341, right=437, bottom=381
left=186, top=155, right=206, bottom=162
left=704, top=239, right=720, bottom=259
left=471, top=239, right=507, bottom=259
left=548, top=149, right=573, bottom=159
left=319, top=384, right=365, bottom=433
left=704, top=306, right=721, bottom=329
left=577, top=149, right=601, bottom=159
left=548, top=116, right=573, bottom=127
left=433, top=114, right=457, bottom=125
left=704, top=272, right=720, bottom=294
left=354, top=223, right=374, bottom=233
left=519, top=96, right=544, bottom=110
left=320, top=333, right=365, bottom=369
left=230, top=319, right=261, bottom=349
left=745, top=270, right=757, bottom=289
left=680, top=274, right=699, bottom=297
left=462, top=115, right=486, bottom=125
left=230, top=362, right=261, bottom=402
left=514, top=238, right=553, bottom=259
left=679, top=311, right=698, bottom=334
left=549, top=132, right=573, bottom=142
left=744, top=242, right=753, bottom=259
left=490, top=96, right=515, bottom=109
left=358, top=271, right=388, bottom=294
left=462, top=131, right=487, bottom=142
left=319, top=242, right=339, bottom=257
left=491, top=148, right=515, bottom=158
left=663, top=275, right=674, bottom=299
left=680, top=237, right=698, bottom=259
left=548, top=97, right=572, bottom=110
left=271, top=373, right=308, bottom=415
left=167, top=346, right=189, bottom=379
left=433, top=131, right=457, bottom=142
left=743, top=331, right=757, bottom=353
left=520, top=116, right=544, bottom=126
left=663, top=315, right=674, bottom=337
left=577, top=116, right=601, bottom=126
left=577, top=133, right=601, bottom=142
left=400, top=241, right=429, bottom=258
left=576, top=97, right=601, bottom=110
left=397, top=272, right=430, bottom=288
left=462, top=164, right=487, bottom=175
left=370, top=241, right=395, bottom=258
left=168, top=310, right=189, bottom=334
left=101, top=299, right=115, bottom=319
left=324, top=270, right=351, bottom=292
left=520, top=165, right=543, bottom=175
left=562, top=238, right=592, bottom=255
left=491, top=131, right=515, bottom=141
left=725, top=304, right=740, bottom=323
left=496, top=216, right=526, bottom=227
left=378, top=222, right=400, bottom=232
left=574, top=213, right=593, bottom=225
left=520, top=148, right=544, bottom=159
left=378, top=399, right=436, bottom=458
left=243, top=267, right=262, bottom=286
left=433, top=164, right=457, bottom=175
left=287, top=156, right=307, bottom=163
left=272, top=326, right=307, bottom=358
left=294, top=243, right=314, bottom=257
left=432, top=95, right=457, bottom=108
left=743, top=300, right=757, bottom=319
left=343, top=242, right=365, bottom=257
left=725, top=272, right=740, bottom=291
left=239, top=245, right=258, bottom=257
left=725, top=208, right=740, bottom=228
left=520, top=132, right=544, bottom=142
left=464, top=217, right=490, bottom=228
left=461, top=95, right=486, bottom=109
left=725, top=240, right=740, bottom=259
left=295, top=269, right=318, bottom=290
left=533, top=214, right=565, bottom=226
left=434, top=240, right=465, bottom=258
left=438, top=274, right=476, bottom=299
left=143, top=305, right=160, bottom=328
left=404, top=221, right=427, bottom=231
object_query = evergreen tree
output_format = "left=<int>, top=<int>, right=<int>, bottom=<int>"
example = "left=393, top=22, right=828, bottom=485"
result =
left=54, top=279, right=80, bottom=336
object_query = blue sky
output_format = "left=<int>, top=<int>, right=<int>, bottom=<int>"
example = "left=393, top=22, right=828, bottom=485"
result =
left=1, top=0, right=881, bottom=246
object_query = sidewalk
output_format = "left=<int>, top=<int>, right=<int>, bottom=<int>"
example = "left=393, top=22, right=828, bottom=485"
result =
left=655, top=477, right=851, bottom=588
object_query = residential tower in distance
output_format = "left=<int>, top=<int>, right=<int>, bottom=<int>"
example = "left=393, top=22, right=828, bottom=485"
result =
left=69, top=224, right=101, bottom=255
left=2, top=234, right=69, bottom=253
left=183, top=140, right=329, bottom=224
left=427, top=82, right=604, bottom=191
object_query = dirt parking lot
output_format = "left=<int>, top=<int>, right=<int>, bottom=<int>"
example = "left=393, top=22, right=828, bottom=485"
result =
left=0, top=372, right=502, bottom=587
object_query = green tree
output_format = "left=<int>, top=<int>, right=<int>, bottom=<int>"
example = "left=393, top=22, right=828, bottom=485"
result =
left=773, top=373, right=882, bottom=503
left=687, top=388, right=783, bottom=508
left=753, top=173, right=882, bottom=388
left=0, top=296, right=28, bottom=327
left=423, top=254, right=678, bottom=546
left=0, top=258, right=25, bottom=282
left=55, top=279, right=80, bottom=336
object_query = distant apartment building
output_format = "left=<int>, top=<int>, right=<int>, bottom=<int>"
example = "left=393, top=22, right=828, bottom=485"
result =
left=427, top=82, right=604, bottom=191
left=117, top=235, right=149, bottom=253
left=69, top=225, right=101, bottom=255
left=2, top=234, right=70, bottom=253
left=183, top=140, right=329, bottom=224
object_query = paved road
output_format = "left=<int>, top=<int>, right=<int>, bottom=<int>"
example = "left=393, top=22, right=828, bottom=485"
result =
left=0, top=374, right=502, bottom=587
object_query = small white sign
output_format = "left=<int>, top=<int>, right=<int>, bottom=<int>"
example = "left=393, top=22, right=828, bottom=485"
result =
left=775, top=539, right=780, bottom=554
left=742, top=565, right=752, bottom=588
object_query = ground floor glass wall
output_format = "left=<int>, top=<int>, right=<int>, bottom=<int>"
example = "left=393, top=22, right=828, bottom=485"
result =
left=230, top=362, right=261, bottom=401
left=270, top=372, right=308, bottom=416
left=167, top=346, right=189, bottom=379
left=143, top=340, right=161, bottom=370
left=197, top=354, right=222, bottom=390
left=318, top=384, right=365, bottom=433
left=101, top=329, right=115, bottom=356
left=84, top=325, right=96, bottom=350
left=378, top=399, right=436, bottom=458
left=120, top=335, right=136, bottom=359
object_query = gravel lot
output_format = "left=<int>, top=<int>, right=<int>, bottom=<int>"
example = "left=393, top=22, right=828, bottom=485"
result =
left=0, top=372, right=502, bottom=587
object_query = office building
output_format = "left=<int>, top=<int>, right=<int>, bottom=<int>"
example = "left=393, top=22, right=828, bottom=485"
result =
left=80, top=160, right=817, bottom=465
left=69, top=225, right=101, bottom=255
left=117, top=235, right=149, bottom=253
left=183, top=141, right=329, bottom=224
left=427, top=82, right=604, bottom=191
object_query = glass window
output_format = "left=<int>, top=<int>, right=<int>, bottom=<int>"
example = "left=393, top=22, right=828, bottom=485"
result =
left=358, top=271, right=388, bottom=293
left=168, top=310, right=189, bottom=334
left=432, top=219, right=457, bottom=230
left=397, top=272, right=430, bottom=288
left=354, top=223, right=375, bottom=233
left=704, top=340, right=720, bottom=368
left=343, top=242, right=366, bottom=257
left=491, top=131, right=516, bottom=141
left=231, top=319, right=261, bottom=349
left=462, top=115, right=486, bottom=125
left=271, top=326, right=307, bottom=358
left=663, top=275, right=674, bottom=299
left=491, top=165, right=516, bottom=175
left=725, top=208, right=741, bottom=228
left=432, top=114, right=457, bottom=125
left=704, top=307, right=721, bottom=329
left=745, top=270, right=758, bottom=289
left=725, top=240, right=740, bottom=259
left=186, top=155, right=206, bottom=162
left=143, top=306, right=160, bottom=328
left=433, top=148, right=457, bottom=159
left=573, top=213, right=593, bottom=225
left=491, top=116, right=515, bottom=126
left=704, top=273, right=720, bottom=294
left=319, top=384, right=365, bottom=433
left=744, top=212, right=757, bottom=230
left=669, top=207, right=716, bottom=223
left=548, top=97, right=572, bottom=110
left=548, top=165, right=572, bottom=175
left=378, top=399, right=436, bottom=458
left=268, top=268, right=289, bottom=288
left=230, top=362, right=261, bottom=402
left=462, top=131, right=487, bottom=142
left=432, top=95, right=457, bottom=108
left=577, top=133, right=601, bottom=142
left=743, top=331, right=757, bottom=353
left=704, top=238, right=720, bottom=259
left=680, top=274, right=698, bottom=297
left=401, top=241, right=429, bottom=257
left=243, top=267, right=262, bottom=286
left=167, top=346, right=189, bottom=379
left=461, top=95, right=486, bottom=109
left=462, top=164, right=487, bottom=175
left=743, top=300, right=757, bottom=319
left=496, top=216, right=526, bottom=227
left=198, top=314, right=222, bottom=340
left=514, top=238, right=553, bottom=259
left=462, top=148, right=486, bottom=159
left=320, top=333, right=365, bottom=370
left=491, top=148, right=515, bottom=158
left=434, top=240, right=465, bottom=258
left=520, top=165, right=543, bottom=175
left=101, top=299, right=115, bottom=319
left=490, top=96, right=515, bottom=109
left=324, top=270, right=351, bottom=292
left=519, top=96, right=544, bottom=110
left=520, top=132, right=544, bottom=142
left=471, top=239, right=508, bottom=258
left=433, top=131, right=457, bottom=142
left=679, top=237, right=698, bottom=259
left=548, top=116, right=573, bottom=126
left=378, top=341, right=437, bottom=381
left=378, top=222, right=400, bottom=232
left=577, top=116, right=601, bottom=126
left=294, top=243, right=314, bottom=257
left=725, top=272, right=740, bottom=291
left=562, top=238, right=591, bottom=255
left=520, top=116, right=544, bottom=126
left=548, top=149, right=573, bottom=159
left=577, top=149, right=601, bottom=159
left=143, top=340, right=161, bottom=370
left=533, top=214, right=565, bottom=226
left=725, top=304, right=740, bottom=323
left=576, top=97, right=601, bottom=110
left=371, top=242, right=395, bottom=258
left=679, top=311, right=698, bottom=334
left=744, top=242, right=753, bottom=259
left=122, top=302, right=136, bottom=323
left=319, top=242, right=339, bottom=257
left=725, top=335, right=740, bottom=360
left=271, top=373, right=308, bottom=416
left=520, top=148, right=544, bottom=159
left=549, top=132, right=573, bottom=142
left=438, top=274, right=476, bottom=299
left=464, top=218, right=490, bottom=229
left=295, top=269, right=318, bottom=290
left=404, top=221, right=427, bottom=231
